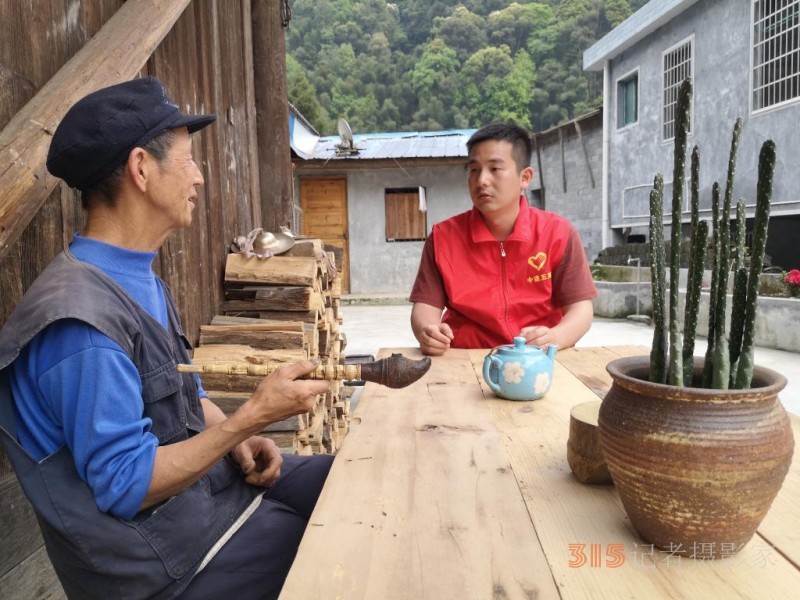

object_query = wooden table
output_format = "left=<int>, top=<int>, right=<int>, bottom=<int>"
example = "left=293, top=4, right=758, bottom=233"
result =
left=280, top=346, right=800, bottom=599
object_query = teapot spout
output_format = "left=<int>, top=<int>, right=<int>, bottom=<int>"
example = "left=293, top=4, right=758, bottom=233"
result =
left=546, top=344, right=558, bottom=360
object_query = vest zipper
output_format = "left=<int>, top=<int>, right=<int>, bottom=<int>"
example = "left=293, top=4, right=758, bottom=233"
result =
left=499, top=242, right=512, bottom=340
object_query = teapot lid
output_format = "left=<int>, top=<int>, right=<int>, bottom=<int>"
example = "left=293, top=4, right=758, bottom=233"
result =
left=495, top=336, right=542, bottom=356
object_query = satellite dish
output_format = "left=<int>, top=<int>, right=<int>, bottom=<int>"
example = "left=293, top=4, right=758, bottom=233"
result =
left=336, top=117, right=358, bottom=155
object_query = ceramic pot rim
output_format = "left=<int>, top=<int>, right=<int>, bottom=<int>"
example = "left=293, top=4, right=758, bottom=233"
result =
left=606, top=355, right=787, bottom=400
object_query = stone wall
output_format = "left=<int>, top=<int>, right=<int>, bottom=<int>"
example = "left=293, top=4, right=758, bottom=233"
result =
left=593, top=281, right=800, bottom=352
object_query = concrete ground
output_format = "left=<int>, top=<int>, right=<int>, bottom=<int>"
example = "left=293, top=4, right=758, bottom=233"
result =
left=339, top=303, right=800, bottom=416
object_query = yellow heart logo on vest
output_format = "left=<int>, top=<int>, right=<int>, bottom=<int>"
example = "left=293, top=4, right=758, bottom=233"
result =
left=528, top=252, right=547, bottom=271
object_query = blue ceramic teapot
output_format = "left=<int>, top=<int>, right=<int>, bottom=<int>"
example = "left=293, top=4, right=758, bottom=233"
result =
left=482, top=337, right=557, bottom=401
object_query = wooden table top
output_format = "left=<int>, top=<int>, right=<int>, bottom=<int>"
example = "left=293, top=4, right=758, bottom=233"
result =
left=280, top=346, right=800, bottom=599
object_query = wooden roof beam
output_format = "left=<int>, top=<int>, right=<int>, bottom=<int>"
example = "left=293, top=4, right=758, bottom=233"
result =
left=0, top=0, right=193, bottom=259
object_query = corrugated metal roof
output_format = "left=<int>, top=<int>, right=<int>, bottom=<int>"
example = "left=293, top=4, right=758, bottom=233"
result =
left=308, top=129, right=476, bottom=161
left=583, top=0, right=701, bottom=71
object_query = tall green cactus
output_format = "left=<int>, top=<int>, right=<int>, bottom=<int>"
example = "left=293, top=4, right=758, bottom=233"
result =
left=728, top=266, right=748, bottom=383
left=683, top=220, right=707, bottom=385
left=682, top=146, right=704, bottom=386
left=667, top=78, right=691, bottom=386
left=733, top=199, right=747, bottom=275
left=728, top=198, right=748, bottom=379
left=648, top=77, right=775, bottom=390
left=711, top=181, right=732, bottom=389
left=734, top=141, right=776, bottom=389
left=649, top=175, right=668, bottom=384
left=708, top=118, right=742, bottom=389
left=703, top=119, right=742, bottom=389
left=703, top=184, right=721, bottom=387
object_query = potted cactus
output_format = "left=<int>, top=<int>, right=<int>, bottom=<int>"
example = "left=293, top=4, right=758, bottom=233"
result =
left=598, top=78, right=794, bottom=559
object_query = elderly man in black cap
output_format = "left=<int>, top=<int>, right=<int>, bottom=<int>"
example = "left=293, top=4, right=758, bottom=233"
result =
left=0, top=77, right=333, bottom=599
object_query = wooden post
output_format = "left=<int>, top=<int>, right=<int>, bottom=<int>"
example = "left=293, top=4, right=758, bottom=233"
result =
left=559, top=127, right=567, bottom=193
left=251, top=0, right=294, bottom=232
left=0, top=0, right=193, bottom=260
left=574, top=120, right=596, bottom=188
left=533, top=135, right=546, bottom=209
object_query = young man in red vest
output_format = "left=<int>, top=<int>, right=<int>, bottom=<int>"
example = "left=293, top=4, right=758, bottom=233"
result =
left=410, top=121, right=597, bottom=355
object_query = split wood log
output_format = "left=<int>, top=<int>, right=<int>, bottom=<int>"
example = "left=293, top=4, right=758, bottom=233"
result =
left=258, top=310, right=319, bottom=325
left=205, top=391, right=307, bottom=431
left=192, top=344, right=307, bottom=364
left=210, top=315, right=305, bottom=328
left=223, top=285, right=324, bottom=311
left=298, top=413, right=325, bottom=445
left=566, top=401, right=613, bottom=485
left=318, top=326, right=331, bottom=355
left=0, top=0, right=193, bottom=259
left=260, top=431, right=300, bottom=453
left=193, top=372, right=267, bottom=394
left=199, top=324, right=306, bottom=350
left=220, top=310, right=321, bottom=326
left=283, top=238, right=324, bottom=258
left=179, top=353, right=432, bottom=389
left=224, top=254, right=318, bottom=287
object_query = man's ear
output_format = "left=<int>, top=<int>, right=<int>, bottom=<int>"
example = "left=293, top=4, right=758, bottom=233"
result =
left=520, top=166, right=534, bottom=189
left=127, top=147, right=150, bottom=193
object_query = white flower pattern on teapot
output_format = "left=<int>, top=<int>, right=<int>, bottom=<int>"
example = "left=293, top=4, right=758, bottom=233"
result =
left=503, top=362, right=525, bottom=384
left=534, top=373, right=551, bottom=396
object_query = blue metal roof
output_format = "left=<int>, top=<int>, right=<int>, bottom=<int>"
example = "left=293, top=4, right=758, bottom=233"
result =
left=583, top=0, right=701, bottom=71
left=287, top=101, right=476, bottom=162
left=308, top=129, right=476, bottom=161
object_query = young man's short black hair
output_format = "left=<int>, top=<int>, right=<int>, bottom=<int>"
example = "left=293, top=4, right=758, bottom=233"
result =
left=466, top=122, right=533, bottom=173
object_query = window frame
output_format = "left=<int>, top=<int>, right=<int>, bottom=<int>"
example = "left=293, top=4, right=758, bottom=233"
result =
left=384, top=187, right=427, bottom=242
left=616, top=68, right=640, bottom=130
left=750, top=0, right=800, bottom=114
left=661, top=35, right=694, bottom=143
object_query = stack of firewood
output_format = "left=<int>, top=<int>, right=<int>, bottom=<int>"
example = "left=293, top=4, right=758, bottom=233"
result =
left=191, top=238, right=349, bottom=455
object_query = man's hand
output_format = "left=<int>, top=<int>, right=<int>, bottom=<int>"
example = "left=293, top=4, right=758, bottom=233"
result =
left=237, top=361, right=330, bottom=435
left=417, top=323, right=454, bottom=356
left=518, top=300, right=594, bottom=350
left=231, top=436, right=283, bottom=487
left=411, top=302, right=454, bottom=356
left=518, top=325, right=558, bottom=348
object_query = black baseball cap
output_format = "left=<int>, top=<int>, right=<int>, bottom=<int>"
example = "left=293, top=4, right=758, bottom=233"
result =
left=46, top=77, right=216, bottom=190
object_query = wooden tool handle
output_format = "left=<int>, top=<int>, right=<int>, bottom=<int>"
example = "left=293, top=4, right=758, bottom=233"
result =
left=177, top=363, right=362, bottom=380
left=179, top=353, right=431, bottom=388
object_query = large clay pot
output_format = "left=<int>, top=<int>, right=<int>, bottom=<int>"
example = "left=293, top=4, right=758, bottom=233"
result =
left=599, top=355, right=794, bottom=558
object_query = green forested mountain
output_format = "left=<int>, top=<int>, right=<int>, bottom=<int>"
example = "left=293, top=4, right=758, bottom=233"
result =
left=286, top=0, right=649, bottom=135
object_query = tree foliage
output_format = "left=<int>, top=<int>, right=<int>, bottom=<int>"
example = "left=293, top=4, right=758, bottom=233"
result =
left=286, top=0, right=649, bottom=135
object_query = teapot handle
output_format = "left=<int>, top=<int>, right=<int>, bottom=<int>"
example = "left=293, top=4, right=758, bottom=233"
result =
left=482, top=351, right=504, bottom=396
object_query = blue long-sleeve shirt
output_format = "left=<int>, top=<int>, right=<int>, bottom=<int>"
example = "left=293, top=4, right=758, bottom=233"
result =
left=11, top=235, right=206, bottom=520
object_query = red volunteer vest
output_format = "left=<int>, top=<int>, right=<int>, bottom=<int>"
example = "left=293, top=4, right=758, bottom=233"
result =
left=432, top=197, right=572, bottom=348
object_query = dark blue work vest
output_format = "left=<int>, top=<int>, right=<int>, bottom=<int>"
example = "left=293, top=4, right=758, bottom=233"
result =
left=0, top=251, right=261, bottom=599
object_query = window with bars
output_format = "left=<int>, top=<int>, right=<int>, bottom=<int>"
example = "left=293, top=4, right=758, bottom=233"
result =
left=385, top=188, right=427, bottom=241
left=662, top=39, right=693, bottom=141
left=753, top=0, right=800, bottom=111
left=617, top=72, right=639, bottom=128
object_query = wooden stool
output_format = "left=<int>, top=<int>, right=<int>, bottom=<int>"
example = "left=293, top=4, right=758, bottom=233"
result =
left=567, top=400, right=613, bottom=485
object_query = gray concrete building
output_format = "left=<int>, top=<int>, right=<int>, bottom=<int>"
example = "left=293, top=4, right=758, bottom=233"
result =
left=584, top=0, right=800, bottom=270
left=530, top=109, right=604, bottom=263
left=291, top=119, right=475, bottom=295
